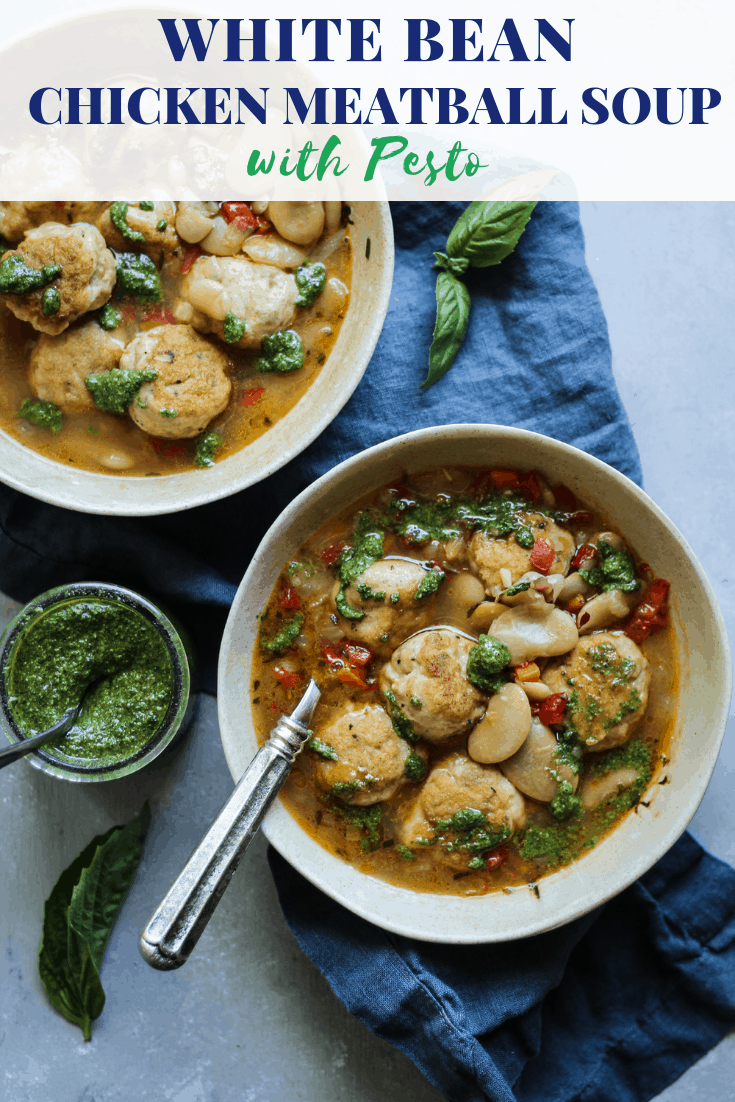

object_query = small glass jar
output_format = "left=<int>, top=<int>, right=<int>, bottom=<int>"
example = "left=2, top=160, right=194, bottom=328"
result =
left=0, top=581, right=198, bottom=783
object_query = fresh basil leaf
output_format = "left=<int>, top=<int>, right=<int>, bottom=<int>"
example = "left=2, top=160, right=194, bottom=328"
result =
left=38, top=804, right=150, bottom=1041
left=419, top=271, right=471, bottom=390
left=446, top=200, right=536, bottom=268
left=433, top=251, right=470, bottom=276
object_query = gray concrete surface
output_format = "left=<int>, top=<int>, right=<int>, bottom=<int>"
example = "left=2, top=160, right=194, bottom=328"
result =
left=1, top=203, right=733, bottom=1101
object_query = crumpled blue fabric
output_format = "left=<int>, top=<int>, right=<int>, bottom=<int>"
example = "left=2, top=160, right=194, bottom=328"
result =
left=0, top=202, right=732, bottom=1101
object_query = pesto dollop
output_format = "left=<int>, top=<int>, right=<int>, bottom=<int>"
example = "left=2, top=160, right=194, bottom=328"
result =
left=294, top=260, right=326, bottom=307
left=116, top=252, right=162, bottom=303
left=0, top=255, right=62, bottom=295
left=7, top=598, right=173, bottom=764
left=255, top=329, right=305, bottom=374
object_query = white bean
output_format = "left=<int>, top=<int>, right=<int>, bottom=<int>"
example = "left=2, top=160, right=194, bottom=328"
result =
left=579, top=767, right=639, bottom=810
left=98, top=451, right=135, bottom=471
left=176, top=201, right=218, bottom=243
left=243, top=233, right=308, bottom=270
left=500, top=717, right=578, bottom=802
left=467, top=601, right=506, bottom=632
left=577, top=589, right=638, bottom=634
left=467, top=683, right=531, bottom=764
left=268, top=201, right=325, bottom=245
left=520, top=681, right=552, bottom=702
left=557, top=572, right=591, bottom=603
left=200, top=215, right=249, bottom=256
left=251, top=200, right=269, bottom=215
left=491, top=604, right=579, bottom=665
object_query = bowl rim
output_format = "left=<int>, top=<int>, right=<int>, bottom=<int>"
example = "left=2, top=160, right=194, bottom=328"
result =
left=0, top=201, right=394, bottom=517
left=217, top=423, right=732, bottom=942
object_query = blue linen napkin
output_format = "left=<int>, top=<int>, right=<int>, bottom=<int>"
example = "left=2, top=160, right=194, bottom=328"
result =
left=0, top=202, right=733, bottom=1100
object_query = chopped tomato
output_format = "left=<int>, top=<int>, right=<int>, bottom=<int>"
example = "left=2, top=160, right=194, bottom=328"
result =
left=489, top=469, right=519, bottom=492
left=143, top=305, right=176, bottom=324
left=336, top=667, right=370, bottom=691
left=341, top=642, right=374, bottom=667
left=625, top=579, right=670, bottom=644
left=515, top=471, right=542, bottom=502
left=221, top=201, right=258, bottom=232
left=240, top=387, right=265, bottom=407
left=273, top=667, right=302, bottom=689
left=529, top=538, right=555, bottom=575
left=538, top=693, right=567, bottom=726
left=553, top=484, right=578, bottom=512
left=277, top=586, right=301, bottom=611
left=514, top=661, right=541, bottom=683
left=320, top=542, right=346, bottom=566
left=571, top=543, right=597, bottom=571
left=320, top=641, right=345, bottom=668
left=485, top=847, right=509, bottom=872
left=180, top=244, right=202, bottom=274
left=150, top=438, right=185, bottom=458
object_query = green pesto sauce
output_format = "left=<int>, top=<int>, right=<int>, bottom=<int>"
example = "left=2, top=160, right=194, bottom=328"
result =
left=294, top=260, right=326, bottom=307
left=7, top=599, right=173, bottom=764
left=255, top=329, right=305, bottom=374
left=194, top=431, right=223, bottom=469
left=17, top=398, right=62, bottom=434
left=0, top=255, right=62, bottom=294
left=85, top=368, right=157, bottom=414
left=517, top=741, right=653, bottom=867
left=116, top=252, right=162, bottom=303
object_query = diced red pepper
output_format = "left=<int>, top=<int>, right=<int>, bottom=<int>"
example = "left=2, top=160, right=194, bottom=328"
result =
left=341, top=641, right=374, bottom=667
left=553, top=484, right=578, bottom=512
left=513, top=661, right=541, bottom=684
left=221, top=201, right=259, bottom=232
left=180, top=244, right=202, bottom=274
left=538, top=693, right=567, bottom=726
left=529, top=538, right=555, bottom=575
left=320, top=641, right=346, bottom=668
left=565, top=594, right=586, bottom=614
left=515, top=471, right=542, bottom=502
left=273, top=667, right=302, bottom=689
left=624, top=579, right=670, bottom=644
left=255, top=216, right=271, bottom=234
left=143, top=305, right=176, bottom=324
left=530, top=701, right=542, bottom=716
left=320, top=542, right=346, bottom=566
left=489, top=469, right=519, bottom=492
left=277, top=586, right=301, bottom=611
left=485, top=847, right=509, bottom=872
left=149, top=438, right=185, bottom=458
left=336, top=667, right=370, bottom=691
left=240, top=387, right=265, bottom=407
left=571, top=543, right=597, bottom=571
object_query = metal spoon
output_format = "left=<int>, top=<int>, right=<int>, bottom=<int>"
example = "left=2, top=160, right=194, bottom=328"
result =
left=0, top=678, right=102, bottom=770
left=139, top=678, right=321, bottom=971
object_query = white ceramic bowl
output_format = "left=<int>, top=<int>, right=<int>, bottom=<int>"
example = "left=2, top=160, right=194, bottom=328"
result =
left=0, top=202, right=393, bottom=516
left=218, top=424, right=732, bottom=943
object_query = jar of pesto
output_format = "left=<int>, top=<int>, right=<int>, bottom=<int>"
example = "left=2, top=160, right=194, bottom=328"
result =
left=0, top=582, right=198, bottom=782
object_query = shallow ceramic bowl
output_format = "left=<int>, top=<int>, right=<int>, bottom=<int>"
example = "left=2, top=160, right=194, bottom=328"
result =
left=218, top=424, right=731, bottom=943
left=0, top=202, right=393, bottom=517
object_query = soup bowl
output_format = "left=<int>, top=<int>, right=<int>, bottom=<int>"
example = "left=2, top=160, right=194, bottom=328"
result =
left=217, top=423, right=731, bottom=943
left=0, top=201, right=393, bottom=517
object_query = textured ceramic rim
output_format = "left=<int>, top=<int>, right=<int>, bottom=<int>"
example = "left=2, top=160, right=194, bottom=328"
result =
left=217, top=424, right=732, bottom=943
left=0, top=201, right=393, bottom=516
left=0, top=581, right=191, bottom=783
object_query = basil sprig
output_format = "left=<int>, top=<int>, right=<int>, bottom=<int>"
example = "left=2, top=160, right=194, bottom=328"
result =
left=421, top=200, right=537, bottom=389
left=38, top=804, right=150, bottom=1041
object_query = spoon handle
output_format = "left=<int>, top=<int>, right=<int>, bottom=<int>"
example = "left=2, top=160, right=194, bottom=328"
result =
left=0, top=705, right=78, bottom=770
left=139, top=680, right=320, bottom=971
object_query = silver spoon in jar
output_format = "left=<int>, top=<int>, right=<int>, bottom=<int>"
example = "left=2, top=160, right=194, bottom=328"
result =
left=0, top=677, right=104, bottom=770
left=139, top=678, right=321, bottom=972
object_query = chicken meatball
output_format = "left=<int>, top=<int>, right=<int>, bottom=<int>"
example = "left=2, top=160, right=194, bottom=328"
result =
left=396, top=751, right=526, bottom=867
left=121, top=325, right=231, bottom=439
left=339, top=558, right=437, bottom=655
left=0, top=202, right=99, bottom=243
left=543, top=632, right=650, bottom=752
left=469, top=514, right=575, bottom=594
left=29, top=321, right=124, bottom=412
left=380, top=628, right=486, bottom=742
left=312, top=703, right=412, bottom=806
left=97, top=201, right=178, bottom=253
left=0, top=222, right=116, bottom=335
left=179, top=256, right=298, bottom=349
